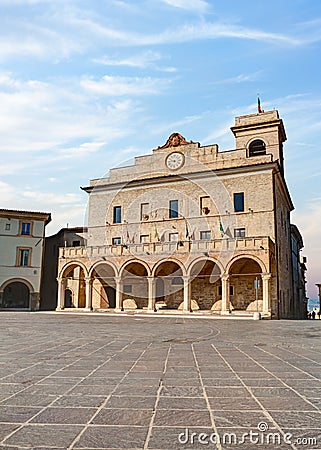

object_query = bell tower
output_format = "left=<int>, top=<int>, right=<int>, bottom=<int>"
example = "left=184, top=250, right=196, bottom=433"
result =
left=231, top=110, right=287, bottom=172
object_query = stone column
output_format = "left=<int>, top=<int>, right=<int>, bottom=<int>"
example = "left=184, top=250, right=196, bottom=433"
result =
left=115, top=276, right=123, bottom=312
left=56, top=277, right=66, bottom=310
left=147, top=276, right=156, bottom=312
left=183, top=276, right=191, bottom=312
left=85, top=277, right=93, bottom=310
left=221, top=274, right=230, bottom=315
left=262, top=273, right=272, bottom=315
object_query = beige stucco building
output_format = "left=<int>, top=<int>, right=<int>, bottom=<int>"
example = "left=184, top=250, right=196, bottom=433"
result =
left=56, top=110, right=306, bottom=319
left=0, top=209, right=51, bottom=310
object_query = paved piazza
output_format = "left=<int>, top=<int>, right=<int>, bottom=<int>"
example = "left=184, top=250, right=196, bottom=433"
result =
left=0, top=313, right=320, bottom=449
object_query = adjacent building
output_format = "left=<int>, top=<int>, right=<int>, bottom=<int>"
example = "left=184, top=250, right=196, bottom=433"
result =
left=0, top=209, right=51, bottom=310
left=56, top=110, right=307, bottom=318
left=40, top=227, right=87, bottom=310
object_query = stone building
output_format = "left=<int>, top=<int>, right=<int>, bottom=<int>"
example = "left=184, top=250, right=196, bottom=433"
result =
left=0, top=208, right=51, bottom=310
left=56, top=110, right=306, bottom=318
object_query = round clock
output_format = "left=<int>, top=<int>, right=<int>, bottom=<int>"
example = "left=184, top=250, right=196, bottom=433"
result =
left=166, top=152, right=184, bottom=170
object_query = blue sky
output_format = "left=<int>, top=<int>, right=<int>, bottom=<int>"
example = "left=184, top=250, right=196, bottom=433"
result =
left=1, top=0, right=321, bottom=298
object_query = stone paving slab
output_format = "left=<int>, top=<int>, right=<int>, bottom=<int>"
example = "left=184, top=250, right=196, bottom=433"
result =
left=0, top=312, right=320, bottom=449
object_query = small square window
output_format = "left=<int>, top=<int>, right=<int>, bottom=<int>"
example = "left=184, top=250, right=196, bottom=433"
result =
left=169, top=200, right=179, bottom=219
left=21, top=222, right=31, bottom=235
left=123, top=285, right=132, bottom=293
left=140, top=203, right=149, bottom=221
left=169, top=232, right=178, bottom=242
left=113, top=206, right=122, bottom=224
left=172, top=277, right=183, bottom=285
left=234, top=228, right=246, bottom=238
left=112, top=237, right=121, bottom=245
left=200, top=230, right=211, bottom=240
left=72, top=240, right=81, bottom=247
left=234, top=193, right=244, bottom=212
left=140, top=235, right=149, bottom=243
left=200, top=196, right=211, bottom=215
left=5, top=223, right=11, bottom=231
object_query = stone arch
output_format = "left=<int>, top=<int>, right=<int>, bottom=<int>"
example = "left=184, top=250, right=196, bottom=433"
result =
left=0, top=279, right=33, bottom=309
left=59, top=261, right=89, bottom=279
left=153, top=259, right=185, bottom=309
left=119, top=259, right=151, bottom=278
left=188, top=258, right=222, bottom=310
left=152, top=258, right=186, bottom=277
left=227, top=256, right=264, bottom=312
left=90, top=262, right=117, bottom=309
left=226, top=254, right=267, bottom=274
left=0, top=277, right=34, bottom=293
left=60, top=262, right=87, bottom=308
left=120, top=260, right=150, bottom=309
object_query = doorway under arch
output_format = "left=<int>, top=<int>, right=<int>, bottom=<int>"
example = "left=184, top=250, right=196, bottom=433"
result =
left=154, top=260, right=184, bottom=309
left=229, top=257, right=263, bottom=311
left=189, top=259, right=221, bottom=310
left=2, top=281, right=30, bottom=309
left=91, top=263, right=116, bottom=309
left=121, top=262, right=149, bottom=309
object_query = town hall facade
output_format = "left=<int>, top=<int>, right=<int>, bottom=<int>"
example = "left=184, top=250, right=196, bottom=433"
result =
left=56, top=110, right=307, bottom=319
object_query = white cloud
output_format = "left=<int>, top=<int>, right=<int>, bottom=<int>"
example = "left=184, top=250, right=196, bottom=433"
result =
left=93, top=50, right=177, bottom=72
left=162, top=0, right=209, bottom=13
left=80, top=75, right=172, bottom=96
left=212, top=71, right=262, bottom=85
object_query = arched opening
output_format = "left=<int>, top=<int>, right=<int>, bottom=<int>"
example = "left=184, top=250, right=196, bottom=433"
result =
left=248, top=139, right=266, bottom=157
left=154, top=261, right=184, bottom=309
left=190, top=259, right=221, bottom=310
left=91, top=264, right=116, bottom=309
left=121, top=262, right=148, bottom=309
left=62, top=264, right=86, bottom=308
left=64, top=289, right=73, bottom=308
left=2, top=282, right=30, bottom=309
left=229, top=258, right=263, bottom=311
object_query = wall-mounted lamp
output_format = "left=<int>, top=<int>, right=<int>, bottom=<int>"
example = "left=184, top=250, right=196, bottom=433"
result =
left=248, top=208, right=253, bottom=213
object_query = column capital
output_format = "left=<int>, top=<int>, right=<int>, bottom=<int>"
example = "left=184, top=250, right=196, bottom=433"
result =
left=261, top=272, right=272, bottom=280
left=84, top=276, right=93, bottom=284
left=221, top=274, right=230, bottom=281
left=56, top=277, right=66, bottom=283
left=115, top=276, right=122, bottom=284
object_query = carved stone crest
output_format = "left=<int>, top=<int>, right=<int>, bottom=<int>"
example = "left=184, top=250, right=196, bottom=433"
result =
left=157, top=133, right=194, bottom=149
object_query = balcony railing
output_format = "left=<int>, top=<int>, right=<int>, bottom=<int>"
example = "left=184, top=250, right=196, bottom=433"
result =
left=60, top=236, right=275, bottom=259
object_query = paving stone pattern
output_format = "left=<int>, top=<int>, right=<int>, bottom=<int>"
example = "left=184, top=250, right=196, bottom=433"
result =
left=0, top=313, right=320, bottom=449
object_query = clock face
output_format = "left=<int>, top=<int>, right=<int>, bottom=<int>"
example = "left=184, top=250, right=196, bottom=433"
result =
left=166, top=152, right=184, bottom=170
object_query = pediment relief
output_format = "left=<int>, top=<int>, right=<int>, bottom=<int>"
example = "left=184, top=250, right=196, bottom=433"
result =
left=157, top=133, right=195, bottom=150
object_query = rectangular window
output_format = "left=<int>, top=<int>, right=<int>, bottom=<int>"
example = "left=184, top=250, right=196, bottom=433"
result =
left=234, top=193, right=244, bottom=212
left=200, top=196, right=211, bottom=215
left=140, top=235, right=149, bottom=243
left=218, top=285, right=234, bottom=296
left=113, top=206, right=122, bottom=224
left=72, top=240, right=81, bottom=247
left=169, top=200, right=179, bottom=219
left=21, top=222, right=31, bottom=235
left=169, top=232, right=178, bottom=242
left=140, top=203, right=149, bottom=221
left=234, top=228, right=246, bottom=238
left=112, top=237, right=121, bottom=245
left=200, top=230, right=211, bottom=240
left=19, top=249, right=30, bottom=266
left=5, top=223, right=11, bottom=231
